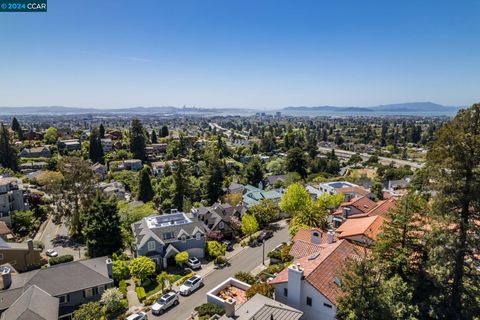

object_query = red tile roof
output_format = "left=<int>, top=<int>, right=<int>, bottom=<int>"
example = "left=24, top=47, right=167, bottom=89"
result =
left=290, top=228, right=337, bottom=259
left=366, top=198, right=397, bottom=217
left=336, top=215, right=386, bottom=241
left=334, top=195, right=377, bottom=216
left=270, top=240, right=366, bottom=305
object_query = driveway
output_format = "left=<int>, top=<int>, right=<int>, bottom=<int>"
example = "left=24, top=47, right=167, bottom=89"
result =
left=36, top=216, right=86, bottom=260
left=146, top=221, right=290, bottom=320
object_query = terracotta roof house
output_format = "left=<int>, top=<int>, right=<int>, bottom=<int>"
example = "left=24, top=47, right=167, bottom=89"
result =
left=332, top=195, right=377, bottom=228
left=335, top=215, right=386, bottom=244
left=335, top=186, right=374, bottom=201
left=269, top=240, right=365, bottom=320
left=289, top=228, right=337, bottom=259
left=365, top=198, right=397, bottom=217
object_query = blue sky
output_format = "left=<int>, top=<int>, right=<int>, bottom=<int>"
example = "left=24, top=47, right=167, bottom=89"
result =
left=1, top=0, right=479, bottom=108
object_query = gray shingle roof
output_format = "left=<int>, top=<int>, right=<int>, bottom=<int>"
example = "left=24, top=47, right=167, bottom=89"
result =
left=1, top=285, right=58, bottom=320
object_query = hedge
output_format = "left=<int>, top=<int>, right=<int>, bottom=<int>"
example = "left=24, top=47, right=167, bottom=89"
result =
left=136, top=286, right=146, bottom=301
left=49, top=254, right=74, bottom=266
left=119, top=280, right=127, bottom=296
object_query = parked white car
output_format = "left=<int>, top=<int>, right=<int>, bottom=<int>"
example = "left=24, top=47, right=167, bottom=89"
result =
left=186, top=257, right=201, bottom=269
left=46, top=249, right=58, bottom=257
left=151, top=291, right=179, bottom=315
left=126, top=311, right=147, bottom=320
left=179, top=275, right=203, bottom=295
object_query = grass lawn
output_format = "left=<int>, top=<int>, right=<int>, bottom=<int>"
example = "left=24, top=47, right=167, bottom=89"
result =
left=144, top=274, right=184, bottom=297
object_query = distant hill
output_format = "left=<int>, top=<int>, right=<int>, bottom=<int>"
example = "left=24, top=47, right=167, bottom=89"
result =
left=282, top=102, right=460, bottom=115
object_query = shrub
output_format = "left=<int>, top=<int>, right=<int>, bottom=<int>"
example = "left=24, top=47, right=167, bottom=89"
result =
left=49, top=254, right=74, bottom=266
left=119, top=280, right=127, bottom=296
left=194, top=303, right=225, bottom=318
left=135, top=286, right=146, bottom=301
left=264, top=263, right=286, bottom=275
left=234, top=271, right=256, bottom=285
left=175, top=251, right=189, bottom=266
left=246, top=283, right=274, bottom=299
left=33, top=240, right=45, bottom=250
left=176, top=272, right=194, bottom=286
left=143, top=295, right=158, bottom=306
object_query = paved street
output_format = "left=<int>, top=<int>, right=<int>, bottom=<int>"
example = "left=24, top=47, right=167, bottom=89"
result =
left=36, top=216, right=86, bottom=260
left=147, top=221, right=290, bottom=320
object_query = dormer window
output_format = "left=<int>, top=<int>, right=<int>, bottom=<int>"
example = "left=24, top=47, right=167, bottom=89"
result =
left=181, top=235, right=187, bottom=243
left=219, top=222, right=225, bottom=229
left=196, top=233, right=202, bottom=240
left=147, top=241, right=156, bottom=251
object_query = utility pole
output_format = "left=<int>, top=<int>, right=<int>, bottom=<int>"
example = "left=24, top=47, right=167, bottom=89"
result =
left=262, top=240, right=266, bottom=265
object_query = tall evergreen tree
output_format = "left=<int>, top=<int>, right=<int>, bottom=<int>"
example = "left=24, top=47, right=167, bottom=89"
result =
left=11, top=117, right=23, bottom=140
left=173, top=159, right=188, bottom=211
left=426, top=103, right=480, bottom=319
left=286, top=147, right=308, bottom=179
left=129, top=119, right=146, bottom=160
left=0, top=124, right=18, bottom=171
left=88, top=128, right=104, bottom=164
left=204, top=147, right=225, bottom=204
left=244, top=156, right=264, bottom=187
left=137, top=168, right=154, bottom=202
left=151, top=129, right=158, bottom=143
left=99, top=124, right=105, bottom=138
left=160, top=125, right=169, bottom=138
left=82, top=192, right=123, bottom=257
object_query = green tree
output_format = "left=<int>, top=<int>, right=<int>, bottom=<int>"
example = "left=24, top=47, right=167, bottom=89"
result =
left=248, top=199, right=278, bottom=227
left=204, top=147, right=225, bottom=204
left=156, top=271, right=176, bottom=293
left=286, top=147, right=308, bottom=179
left=0, top=124, right=18, bottom=171
left=112, top=259, right=130, bottom=282
left=73, top=302, right=104, bottom=320
left=151, top=129, right=158, bottom=143
left=160, top=125, right=169, bottom=137
left=11, top=210, right=36, bottom=235
left=44, top=127, right=58, bottom=144
left=101, top=287, right=124, bottom=315
left=129, top=119, right=147, bottom=160
left=279, top=183, right=310, bottom=215
left=206, top=241, right=226, bottom=259
left=129, top=256, right=156, bottom=282
left=371, top=182, right=384, bottom=200
left=82, top=193, right=123, bottom=257
left=234, top=271, right=256, bottom=285
left=175, top=251, right=189, bottom=266
left=173, top=160, right=188, bottom=211
left=88, top=127, right=104, bottom=164
left=426, top=103, right=480, bottom=319
left=348, top=153, right=363, bottom=166
left=99, top=123, right=105, bottom=138
left=244, top=156, right=264, bottom=187
left=11, top=117, right=23, bottom=140
left=137, top=168, right=154, bottom=202
left=241, top=214, right=259, bottom=239
left=246, top=283, right=274, bottom=299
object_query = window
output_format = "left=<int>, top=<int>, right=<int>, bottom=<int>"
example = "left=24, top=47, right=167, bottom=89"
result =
left=84, top=288, right=94, bottom=298
left=180, top=235, right=187, bottom=243
left=147, top=241, right=156, bottom=251
left=219, top=222, right=225, bottom=229
left=0, top=254, right=3, bottom=260
left=323, top=303, right=333, bottom=309
left=306, top=297, right=312, bottom=306
left=196, top=233, right=202, bottom=240
left=163, top=232, right=175, bottom=240
left=59, top=294, right=69, bottom=304
left=283, top=288, right=288, bottom=297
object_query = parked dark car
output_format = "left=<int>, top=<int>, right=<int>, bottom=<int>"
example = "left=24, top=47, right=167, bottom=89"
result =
left=223, top=240, right=234, bottom=251
left=257, top=230, right=274, bottom=242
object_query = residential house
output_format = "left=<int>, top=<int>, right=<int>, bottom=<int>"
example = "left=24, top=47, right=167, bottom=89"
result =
left=331, top=195, right=377, bottom=228
left=266, top=175, right=287, bottom=188
left=22, top=131, right=44, bottom=141
left=91, top=163, right=107, bottom=178
left=0, top=239, right=43, bottom=272
left=219, top=293, right=303, bottom=320
left=335, top=215, right=386, bottom=245
left=117, top=159, right=142, bottom=171
left=196, top=203, right=247, bottom=239
left=151, top=159, right=188, bottom=176
left=225, top=182, right=245, bottom=195
left=131, top=211, right=206, bottom=268
left=242, top=185, right=283, bottom=208
left=318, top=181, right=360, bottom=196
left=269, top=240, right=364, bottom=320
left=57, top=140, right=80, bottom=151
left=0, top=176, right=27, bottom=226
left=19, top=162, right=49, bottom=173
left=289, top=228, right=337, bottom=260
left=79, top=131, right=90, bottom=143
left=335, top=186, right=374, bottom=201
left=100, top=138, right=112, bottom=153
left=106, top=129, right=122, bottom=140
left=18, top=147, right=51, bottom=159
left=305, top=185, right=322, bottom=200
left=97, top=181, right=126, bottom=200
left=0, top=257, right=114, bottom=320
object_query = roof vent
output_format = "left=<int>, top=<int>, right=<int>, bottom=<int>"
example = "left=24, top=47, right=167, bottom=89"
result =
left=308, top=252, right=320, bottom=260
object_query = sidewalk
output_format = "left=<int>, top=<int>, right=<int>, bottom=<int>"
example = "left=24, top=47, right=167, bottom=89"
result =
left=126, top=279, right=143, bottom=313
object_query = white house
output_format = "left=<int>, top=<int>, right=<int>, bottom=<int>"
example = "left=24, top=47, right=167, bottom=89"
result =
left=269, top=239, right=364, bottom=320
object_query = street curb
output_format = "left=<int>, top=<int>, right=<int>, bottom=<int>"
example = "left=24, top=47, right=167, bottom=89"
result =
left=201, top=245, right=249, bottom=279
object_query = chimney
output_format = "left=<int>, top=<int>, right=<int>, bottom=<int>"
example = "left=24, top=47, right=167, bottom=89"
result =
left=327, top=230, right=335, bottom=244
left=287, top=263, right=304, bottom=309
left=343, top=207, right=351, bottom=219
left=225, top=297, right=236, bottom=317
left=310, top=230, right=321, bottom=245
left=1, top=267, right=12, bottom=289
left=106, top=258, right=113, bottom=279
left=27, top=239, right=34, bottom=252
